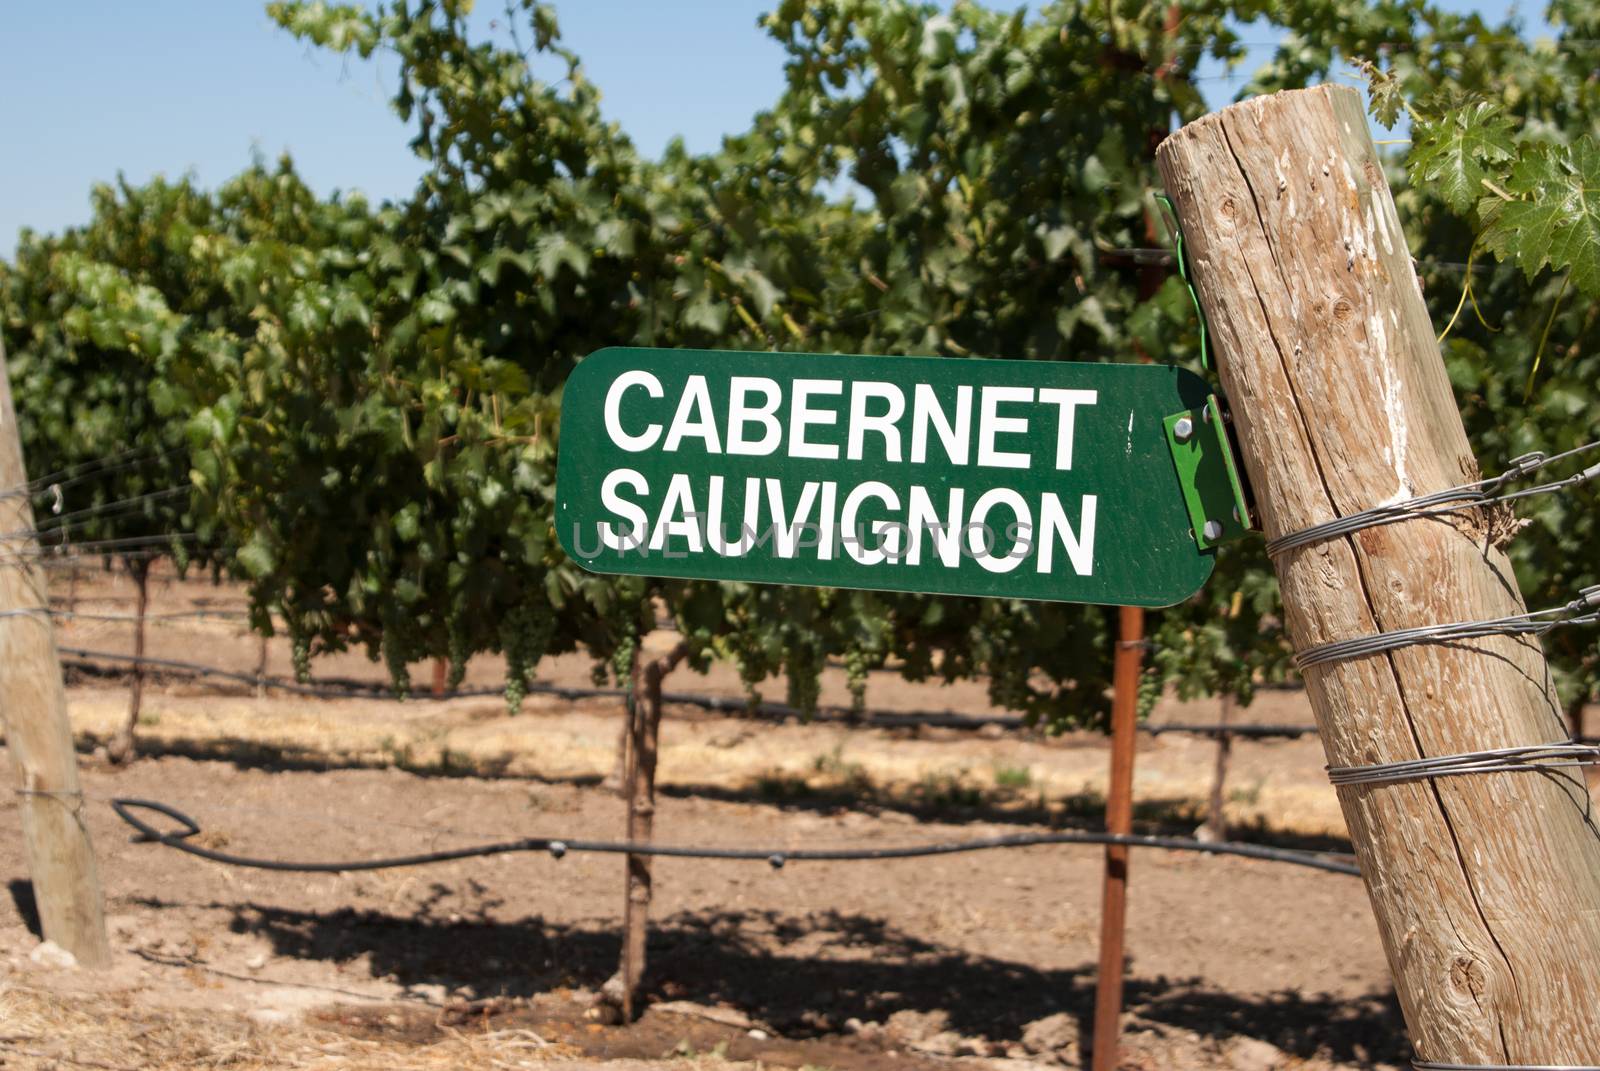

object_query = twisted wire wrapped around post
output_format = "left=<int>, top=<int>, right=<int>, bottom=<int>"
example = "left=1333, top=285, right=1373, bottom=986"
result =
left=1265, top=443, right=1600, bottom=558
left=1413, top=1060, right=1600, bottom=1070
left=1293, top=586, right=1600, bottom=672
left=1329, top=743, right=1600, bottom=787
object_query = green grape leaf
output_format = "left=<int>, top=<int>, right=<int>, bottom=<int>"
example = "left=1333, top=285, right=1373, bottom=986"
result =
left=1408, top=99, right=1515, bottom=213
left=1481, top=138, right=1600, bottom=296
left=1354, top=58, right=1404, bottom=129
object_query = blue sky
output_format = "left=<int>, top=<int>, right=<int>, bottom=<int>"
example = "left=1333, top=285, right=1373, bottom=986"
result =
left=0, top=1, right=1548, bottom=255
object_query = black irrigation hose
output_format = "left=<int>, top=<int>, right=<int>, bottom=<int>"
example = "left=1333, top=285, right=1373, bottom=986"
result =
left=1143, top=722, right=1317, bottom=739
left=61, top=646, right=1319, bottom=739
left=109, top=797, right=1361, bottom=877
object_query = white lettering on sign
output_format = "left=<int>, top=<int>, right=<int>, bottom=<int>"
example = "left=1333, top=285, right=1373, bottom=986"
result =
left=847, top=382, right=905, bottom=462
left=599, top=468, right=649, bottom=548
left=910, top=383, right=971, bottom=465
left=727, top=377, right=782, bottom=456
left=976, top=387, right=1033, bottom=469
left=604, top=372, right=664, bottom=452
left=904, top=486, right=964, bottom=568
left=663, top=375, right=721, bottom=453
left=592, top=370, right=1102, bottom=577
left=1038, top=388, right=1097, bottom=471
left=789, top=379, right=842, bottom=460
left=1039, top=492, right=1097, bottom=576
left=605, top=376, right=1095, bottom=469
left=841, top=481, right=899, bottom=566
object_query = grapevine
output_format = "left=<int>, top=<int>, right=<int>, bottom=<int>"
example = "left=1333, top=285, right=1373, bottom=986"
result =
left=1, top=0, right=1593, bottom=728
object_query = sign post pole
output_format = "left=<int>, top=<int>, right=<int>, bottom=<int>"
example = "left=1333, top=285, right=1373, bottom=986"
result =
left=1090, top=604, right=1143, bottom=1071
left=1088, top=190, right=1170, bottom=1070
left=1158, top=85, right=1600, bottom=1063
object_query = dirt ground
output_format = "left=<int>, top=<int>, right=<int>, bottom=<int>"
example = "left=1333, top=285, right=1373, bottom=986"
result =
left=0, top=563, right=1537, bottom=1070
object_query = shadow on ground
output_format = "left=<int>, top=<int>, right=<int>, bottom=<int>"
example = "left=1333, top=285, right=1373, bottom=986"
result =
left=82, top=725, right=1355, bottom=857
left=134, top=896, right=1406, bottom=1065
left=7, top=880, right=40, bottom=938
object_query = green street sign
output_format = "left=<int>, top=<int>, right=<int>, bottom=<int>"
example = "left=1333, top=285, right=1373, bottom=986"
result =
left=556, top=347, right=1217, bottom=607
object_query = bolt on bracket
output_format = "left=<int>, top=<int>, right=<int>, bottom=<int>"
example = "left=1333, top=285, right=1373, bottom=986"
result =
left=1164, top=394, right=1254, bottom=552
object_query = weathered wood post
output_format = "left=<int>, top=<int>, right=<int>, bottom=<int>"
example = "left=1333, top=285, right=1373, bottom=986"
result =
left=0, top=344, right=111, bottom=967
left=1197, top=695, right=1234, bottom=843
left=604, top=636, right=688, bottom=1020
left=108, top=557, right=151, bottom=765
left=1158, top=85, right=1600, bottom=1064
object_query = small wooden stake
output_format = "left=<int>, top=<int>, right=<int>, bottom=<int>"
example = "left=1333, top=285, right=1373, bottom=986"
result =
left=109, top=559, right=150, bottom=765
left=1158, top=84, right=1600, bottom=1064
left=0, top=343, right=111, bottom=967
left=1090, top=605, right=1143, bottom=1071
left=254, top=633, right=269, bottom=698
left=608, top=636, right=688, bottom=1020
left=1197, top=695, right=1234, bottom=842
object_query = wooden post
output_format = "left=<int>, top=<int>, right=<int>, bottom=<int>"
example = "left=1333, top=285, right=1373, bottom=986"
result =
left=1090, top=605, right=1143, bottom=1071
left=1158, top=85, right=1600, bottom=1064
left=255, top=633, right=269, bottom=699
left=108, top=558, right=150, bottom=765
left=431, top=656, right=448, bottom=696
left=1197, top=695, right=1234, bottom=842
left=0, top=345, right=111, bottom=967
left=605, top=636, right=688, bottom=1020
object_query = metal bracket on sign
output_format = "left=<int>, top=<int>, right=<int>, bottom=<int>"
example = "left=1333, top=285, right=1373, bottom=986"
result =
left=1164, top=394, right=1254, bottom=551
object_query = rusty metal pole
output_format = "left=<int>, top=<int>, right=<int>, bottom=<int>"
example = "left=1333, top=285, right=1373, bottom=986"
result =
left=1088, top=53, right=1175, bottom=1049
left=1090, top=605, right=1144, bottom=1071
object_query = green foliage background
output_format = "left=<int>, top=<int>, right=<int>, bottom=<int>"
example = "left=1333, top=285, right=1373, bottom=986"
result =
left=2, top=0, right=1596, bottom=722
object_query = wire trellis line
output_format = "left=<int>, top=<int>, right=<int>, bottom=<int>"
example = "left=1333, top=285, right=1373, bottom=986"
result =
left=1266, top=443, right=1600, bottom=558
left=0, top=532, right=201, bottom=563
left=31, top=486, right=192, bottom=534
left=0, top=445, right=184, bottom=502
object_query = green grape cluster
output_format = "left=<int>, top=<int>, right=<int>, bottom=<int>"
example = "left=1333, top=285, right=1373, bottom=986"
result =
left=499, top=599, right=557, bottom=714
left=380, top=610, right=424, bottom=699
left=784, top=642, right=823, bottom=718
left=1136, top=665, right=1164, bottom=719
left=289, top=624, right=312, bottom=684
left=843, top=646, right=870, bottom=719
left=611, top=631, right=637, bottom=687
left=987, top=662, right=1034, bottom=717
